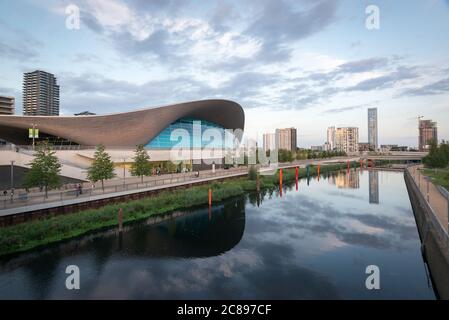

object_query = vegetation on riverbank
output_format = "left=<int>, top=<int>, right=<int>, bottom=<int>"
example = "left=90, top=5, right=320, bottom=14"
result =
left=423, top=168, right=449, bottom=190
left=0, top=162, right=358, bottom=257
left=423, top=140, right=449, bottom=168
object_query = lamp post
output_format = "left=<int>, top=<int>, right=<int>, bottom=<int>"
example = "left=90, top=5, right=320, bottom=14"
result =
left=29, top=123, right=37, bottom=150
left=123, top=158, right=126, bottom=188
left=10, top=160, right=14, bottom=189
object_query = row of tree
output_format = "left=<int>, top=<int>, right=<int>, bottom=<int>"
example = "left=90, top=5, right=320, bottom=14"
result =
left=276, top=149, right=346, bottom=163
left=24, top=142, right=349, bottom=197
left=228, top=148, right=347, bottom=166
left=25, top=142, right=153, bottom=197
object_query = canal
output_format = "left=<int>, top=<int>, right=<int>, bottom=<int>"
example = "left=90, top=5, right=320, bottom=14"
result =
left=0, top=169, right=436, bottom=299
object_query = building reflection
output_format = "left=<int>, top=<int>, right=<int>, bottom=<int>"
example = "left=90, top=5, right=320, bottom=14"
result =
left=328, top=170, right=360, bottom=189
left=116, top=197, right=246, bottom=258
left=369, top=170, right=380, bottom=204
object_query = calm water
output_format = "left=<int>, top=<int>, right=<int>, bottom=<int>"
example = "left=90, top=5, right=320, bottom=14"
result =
left=0, top=169, right=436, bottom=299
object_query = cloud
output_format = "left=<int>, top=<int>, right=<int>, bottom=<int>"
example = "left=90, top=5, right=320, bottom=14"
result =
left=345, top=66, right=418, bottom=92
left=292, top=57, right=391, bottom=87
left=401, top=77, right=449, bottom=96
left=218, top=71, right=281, bottom=99
left=59, top=70, right=283, bottom=113
left=77, top=0, right=260, bottom=67
left=0, top=19, right=43, bottom=61
left=76, top=0, right=339, bottom=69
left=337, top=57, right=388, bottom=74
left=245, top=0, right=340, bottom=62
left=59, top=72, right=216, bottom=113
left=71, top=53, right=102, bottom=63
left=0, top=41, right=39, bottom=61
left=324, top=102, right=378, bottom=114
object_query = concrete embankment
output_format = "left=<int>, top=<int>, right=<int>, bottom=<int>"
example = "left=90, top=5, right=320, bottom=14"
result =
left=405, top=168, right=449, bottom=299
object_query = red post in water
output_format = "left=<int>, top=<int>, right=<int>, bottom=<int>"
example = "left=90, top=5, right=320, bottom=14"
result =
left=295, top=166, right=299, bottom=191
left=347, top=160, right=350, bottom=170
left=208, top=188, right=212, bottom=207
left=317, top=164, right=321, bottom=181
left=279, top=169, right=283, bottom=197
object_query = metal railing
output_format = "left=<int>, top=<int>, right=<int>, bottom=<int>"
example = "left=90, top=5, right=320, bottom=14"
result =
left=1, top=167, right=249, bottom=210
left=0, top=157, right=361, bottom=211
left=406, top=166, right=449, bottom=247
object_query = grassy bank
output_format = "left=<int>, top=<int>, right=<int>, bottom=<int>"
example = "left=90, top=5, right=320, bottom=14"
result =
left=0, top=162, right=356, bottom=257
left=423, top=168, right=449, bottom=190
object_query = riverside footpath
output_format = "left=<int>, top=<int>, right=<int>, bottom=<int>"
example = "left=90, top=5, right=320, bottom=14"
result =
left=405, top=165, right=449, bottom=299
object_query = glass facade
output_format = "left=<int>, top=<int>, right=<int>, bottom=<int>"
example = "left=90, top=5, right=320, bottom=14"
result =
left=145, top=118, right=236, bottom=149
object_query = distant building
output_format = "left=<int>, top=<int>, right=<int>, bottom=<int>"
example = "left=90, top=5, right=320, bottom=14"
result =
left=391, top=146, right=408, bottom=152
left=327, top=126, right=336, bottom=150
left=419, top=119, right=438, bottom=151
left=358, top=142, right=371, bottom=152
left=75, top=111, right=96, bottom=116
left=23, top=70, right=60, bottom=116
left=311, top=145, right=323, bottom=152
left=275, top=127, right=297, bottom=151
left=336, top=127, right=359, bottom=153
left=263, top=133, right=276, bottom=151
left=380, top=144, right=408, bottom=153
left=323, top=142, right=331, bottom=151
left=368, top=108, right=378, bottom=149
left=380, top=144, right=398, bottom=153
left=0, top=96, right=15, bottom=115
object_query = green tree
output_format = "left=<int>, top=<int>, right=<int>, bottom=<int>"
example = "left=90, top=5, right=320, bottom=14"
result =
left=248, top=165, right=257, bottom=180
left=24, top=141, right=62, bottom=198
left=87, top=145, right=116, bottom=191
left=130, top=144, right=152, bottom=182
left=423, top=140, right=448, bottom=168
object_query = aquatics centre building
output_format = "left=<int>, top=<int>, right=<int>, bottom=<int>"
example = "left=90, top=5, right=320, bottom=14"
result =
left=0, top=99, right=244, bottom=148
left=0, top=99, right=245, bottom=171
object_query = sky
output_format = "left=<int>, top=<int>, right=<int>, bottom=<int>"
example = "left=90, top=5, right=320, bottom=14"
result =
left=1, top=0, right=449, bottom=148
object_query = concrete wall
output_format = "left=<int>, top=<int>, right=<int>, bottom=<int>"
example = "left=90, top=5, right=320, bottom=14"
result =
left=405, top=170, right=449, bottom=299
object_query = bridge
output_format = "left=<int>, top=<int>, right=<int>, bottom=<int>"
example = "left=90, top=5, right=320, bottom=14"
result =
left=362, top=152, right=427, bottom=162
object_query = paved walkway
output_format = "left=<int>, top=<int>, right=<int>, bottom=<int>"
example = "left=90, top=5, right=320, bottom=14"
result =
left=409, top=165, right=449, bottom=232
left=0, top=168, right=251, bottom=217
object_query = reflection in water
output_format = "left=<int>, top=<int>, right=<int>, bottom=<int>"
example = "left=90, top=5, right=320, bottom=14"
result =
left=0, top=170, right=435, bottom=299
left=328, top=170, right=360, bottom=189
left=117, top=199, right=246, bottom=258
left=369, top=171, right=380, bottom=204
